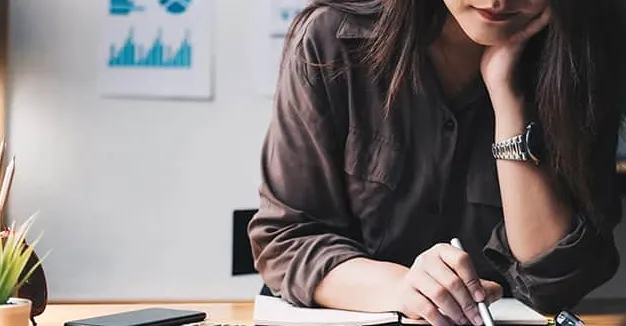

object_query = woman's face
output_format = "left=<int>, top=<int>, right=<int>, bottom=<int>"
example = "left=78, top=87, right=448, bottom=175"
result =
left=442, top=0, right=550, bottom=45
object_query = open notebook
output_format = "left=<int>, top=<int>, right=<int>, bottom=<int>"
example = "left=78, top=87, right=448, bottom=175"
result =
left=253, top=294, right=548, bottom=325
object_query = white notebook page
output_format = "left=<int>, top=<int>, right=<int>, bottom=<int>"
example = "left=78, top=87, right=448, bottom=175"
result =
left=401, top=298, right=547, bottom=325
left=254, top=295, right=398, bottom=326
left=254, top=295, right=548, bottom=326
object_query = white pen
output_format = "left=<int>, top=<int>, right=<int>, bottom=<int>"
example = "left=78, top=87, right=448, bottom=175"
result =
left=450, top=238, right=495, bottom=326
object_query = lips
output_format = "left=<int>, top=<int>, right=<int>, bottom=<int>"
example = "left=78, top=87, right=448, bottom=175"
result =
left=473, top=7, right=517, bottom=22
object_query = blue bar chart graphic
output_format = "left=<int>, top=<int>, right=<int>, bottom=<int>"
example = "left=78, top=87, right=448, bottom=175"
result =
left=108, top=28, right=192, bottom=69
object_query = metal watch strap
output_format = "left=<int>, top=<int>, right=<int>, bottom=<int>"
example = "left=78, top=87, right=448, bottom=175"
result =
left=491, top=134, right=529, bottom=161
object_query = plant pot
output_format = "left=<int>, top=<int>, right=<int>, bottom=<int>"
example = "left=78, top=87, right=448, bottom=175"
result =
left=0, top=297, right=32, bottom=326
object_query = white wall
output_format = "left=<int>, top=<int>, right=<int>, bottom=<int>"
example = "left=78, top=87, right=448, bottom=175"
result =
left=5, top=0, right=625, bottom=302
left=6, top=0, right=270, bottom=301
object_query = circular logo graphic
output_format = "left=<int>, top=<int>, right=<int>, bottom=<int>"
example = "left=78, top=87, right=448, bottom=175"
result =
left=159, top=0, right=192, bottom=14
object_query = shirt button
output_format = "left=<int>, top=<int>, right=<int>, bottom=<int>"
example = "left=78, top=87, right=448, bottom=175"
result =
left=444, top=119, right=455, bottom=131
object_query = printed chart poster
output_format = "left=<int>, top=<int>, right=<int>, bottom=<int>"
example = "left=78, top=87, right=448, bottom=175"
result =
left=257, top=0, right=308, bottom=97
left=99, top=0, right=213, bottom=100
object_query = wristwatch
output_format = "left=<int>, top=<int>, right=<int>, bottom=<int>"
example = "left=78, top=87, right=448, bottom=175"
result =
left=491, top=122, right=543, bottom=165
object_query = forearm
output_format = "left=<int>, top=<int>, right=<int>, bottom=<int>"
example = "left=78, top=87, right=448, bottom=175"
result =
left=484, top=90, right=620, bottom=311
left=314, top=257, right=409, bottom=312
left=490, top=90, right=573, bottom=263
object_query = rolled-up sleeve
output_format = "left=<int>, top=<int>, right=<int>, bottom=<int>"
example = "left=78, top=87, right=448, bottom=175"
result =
left=483, top=131, right=622, bottom=313
left=247, top=9, right=369, bottom=308
left=483, top=215, right=619, bottom=313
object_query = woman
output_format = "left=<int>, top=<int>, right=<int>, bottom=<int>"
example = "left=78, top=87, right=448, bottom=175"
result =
left=248, top=1, right=625, bottom=325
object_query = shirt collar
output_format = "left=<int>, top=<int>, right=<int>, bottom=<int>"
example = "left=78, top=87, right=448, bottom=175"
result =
left=335, top=14, right=375, bottom=39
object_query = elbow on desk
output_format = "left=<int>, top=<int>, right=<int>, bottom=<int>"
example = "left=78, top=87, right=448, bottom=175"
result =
left=523, top=238, right=620, bottom=315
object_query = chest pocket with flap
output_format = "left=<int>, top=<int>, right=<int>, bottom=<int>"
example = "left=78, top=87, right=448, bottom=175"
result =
left=343, top=127, right=406, bottom=216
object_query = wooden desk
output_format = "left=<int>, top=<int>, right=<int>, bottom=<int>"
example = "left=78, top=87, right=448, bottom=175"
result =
left=35, top=300, right=626, bottom=326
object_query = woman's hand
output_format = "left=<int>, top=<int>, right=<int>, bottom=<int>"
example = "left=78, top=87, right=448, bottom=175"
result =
left=393, top=243, right=503, bottom=326
left=480, top=6, right=552, bottom=94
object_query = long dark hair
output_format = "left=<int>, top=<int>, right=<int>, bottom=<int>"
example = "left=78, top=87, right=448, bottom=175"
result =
left=285, top=0, right=626, bottom=229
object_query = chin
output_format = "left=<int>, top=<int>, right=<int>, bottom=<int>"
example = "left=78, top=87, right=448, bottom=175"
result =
left=451, top=11, right=520, bottom=46
left=454, top=19, right=514, bottom=46
left=462, top=29, right=510, bottom=46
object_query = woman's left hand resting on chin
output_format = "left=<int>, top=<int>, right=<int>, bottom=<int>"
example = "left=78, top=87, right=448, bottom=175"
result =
left=480, top=5, right=551, bottom=128
left=480, top=5, right=552, bottom=95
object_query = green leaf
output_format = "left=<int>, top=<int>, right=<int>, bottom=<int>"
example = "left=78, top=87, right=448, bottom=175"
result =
left=0, top=213, right=48, bottom=304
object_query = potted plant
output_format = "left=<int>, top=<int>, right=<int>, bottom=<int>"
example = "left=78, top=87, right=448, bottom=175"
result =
left=0, top=141, right=49, bottom=325
left=0, top=213, right=46, bottom=326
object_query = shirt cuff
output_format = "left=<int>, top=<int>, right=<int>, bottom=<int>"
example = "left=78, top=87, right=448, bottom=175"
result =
left=482, top=215, right=593, bottom=309
left=279, top=239, right=371, bottom=308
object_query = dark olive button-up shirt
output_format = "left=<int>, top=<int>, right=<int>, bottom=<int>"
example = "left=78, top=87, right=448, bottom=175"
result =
left=248, top=6, right=621, bottom=314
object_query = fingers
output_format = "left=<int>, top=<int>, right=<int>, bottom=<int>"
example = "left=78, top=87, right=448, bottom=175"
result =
left=437, top=245, right=486, bottom=303
left=407, top=268, right=468, bottom=325
left=400, top=285, right=455, bottom=326
left=406, top=244, right=505, bottom=325
left=423, top=255, right=483, bottom=326
left=480, top=279, right=504, bottom=305
left=515, top=5, right=552, bottom=43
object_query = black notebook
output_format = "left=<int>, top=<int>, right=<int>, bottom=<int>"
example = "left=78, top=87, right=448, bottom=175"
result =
left=64, top=307, right=206, bottom=326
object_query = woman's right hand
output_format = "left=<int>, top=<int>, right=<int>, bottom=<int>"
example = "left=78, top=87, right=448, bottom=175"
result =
left=393, top=243, right=503, bottom=326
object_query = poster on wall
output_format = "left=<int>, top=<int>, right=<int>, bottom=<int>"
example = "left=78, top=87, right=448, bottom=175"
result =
left=98, top=0, right=214, bottom=100
left=257, top=0, right=309, bottom=97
